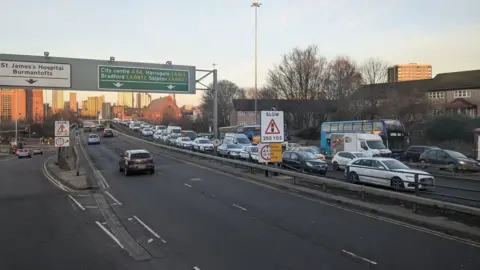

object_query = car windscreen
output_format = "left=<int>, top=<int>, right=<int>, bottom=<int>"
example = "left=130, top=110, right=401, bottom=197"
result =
left=445, top=150, right=467, bottom=159
left=172, top=129, right=181, bottom=133
left=299, top=151, right=317, bottom=160
left=366, top=140, right=386, bottom=149
left=382, top=160, right=410, bottom=170
left=236, top=137, right=250, bottom=144
left=131, top=153, right=151, bottom=159
left=199, top=140, right=211, bottom=144
left=227, top=144, right=242, bottom=149
left=249, top=146, right=258, bottom=152
left=182, top=138, right=191, bottom=141
left=89, top=135, right=99, bottom=138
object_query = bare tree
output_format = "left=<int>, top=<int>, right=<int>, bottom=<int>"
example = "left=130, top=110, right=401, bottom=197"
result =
left=200, top=80, right=246, bottom=127
left=266, top=45, right=327, bottom=100
left=324, top=56, right=363, bottom=100
left=360, top=58, right=389, bottom=84
left=380, top=88, right=430, bottom=129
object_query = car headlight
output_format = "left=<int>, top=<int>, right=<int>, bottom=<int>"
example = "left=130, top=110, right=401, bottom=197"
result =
left=459, top=160, right=465, bottom=164
left=406, top=175, right=414, bottom=181
left=306, top=162, right=313, bottom=167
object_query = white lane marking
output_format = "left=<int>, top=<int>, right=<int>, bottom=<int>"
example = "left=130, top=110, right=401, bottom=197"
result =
left=184, top=183, right=192, bottom=188
left=75, top=194, right=90, bottom=197
left=0, top=156, right=16, bottom=163
left=342, top=249, right=377, bottom=265
left=232, top=204, right=247, bottom=211
left=84, top=205, right=99, bottom=209
left=190, top=178, right=202, bottom=181
left=193, top=267, right=201, bottom=270
left=148, top=238, right=154, bottom=243
left=68, top=195, right=85, bottom=211
left=133, top=215, right=167, bottom=243
left=115, top=130, right=480, bottom=248
left=42, top=156, right=74, bottom=192
left=105, top=191, right=122, bottom=205
left=95, top=221, right=124, bottom=249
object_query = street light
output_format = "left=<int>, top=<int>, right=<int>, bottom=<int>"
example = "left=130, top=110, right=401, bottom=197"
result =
left=251, top=1, right=262, bottom=124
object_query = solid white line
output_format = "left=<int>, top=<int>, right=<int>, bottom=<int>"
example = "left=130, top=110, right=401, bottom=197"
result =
left=95, top=221, right=124, bottom=249
left=68, top=195, right=85, bottom=211
left=232, top=204, right=247, bottom=211
left=105, top=191, right=122, bottom=205
left=342, top=249, right=377, bottom=265
left=42, top=156, right=74, bottom=192
left=193, top=267, right=201, bottom=270
left=184, top=183, right=192, bottom=188
left=79, top=143, right=110, bottom=189
left=84, top=205, right=99, bottom=209
left=133, top=215, right=167, bottom=243
left=190, top=178, right=202, bottom=181
left=114, top=129, right=480, bottom=248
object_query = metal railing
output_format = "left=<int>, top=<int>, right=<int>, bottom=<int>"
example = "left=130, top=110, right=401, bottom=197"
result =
left=108, top=123, right=480, bottom=217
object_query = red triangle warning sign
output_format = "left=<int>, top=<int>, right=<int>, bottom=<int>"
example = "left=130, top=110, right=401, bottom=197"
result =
left=265, top=119, right=281, bottom=134
left=57, top=124, right=66, bottom=133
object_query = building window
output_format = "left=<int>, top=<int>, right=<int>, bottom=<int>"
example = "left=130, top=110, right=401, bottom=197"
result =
left=429, top=91, right=445, bottom=99
left=454, top=90, right=471, bottom=98
left=239, top=121, right=246, bottom=125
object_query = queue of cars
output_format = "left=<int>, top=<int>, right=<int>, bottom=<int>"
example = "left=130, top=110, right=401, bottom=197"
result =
left=110, top=121, right=437, bottom=190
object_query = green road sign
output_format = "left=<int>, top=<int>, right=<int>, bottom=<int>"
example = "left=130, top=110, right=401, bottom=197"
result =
left=98, top=65, right=190, bottom=92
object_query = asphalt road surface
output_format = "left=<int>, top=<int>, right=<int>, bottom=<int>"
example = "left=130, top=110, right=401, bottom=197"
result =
left=79, top=130, right=480, bottom=270
left=0, top=152, right=146, bottom=270
left=111, top=123, right=480, bottom=208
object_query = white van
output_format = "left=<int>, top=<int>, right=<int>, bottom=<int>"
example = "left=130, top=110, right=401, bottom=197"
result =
left=223, top=133, right=251, bottom=146
left=330, top=133, right=391, bottom=157
left=167, top=125, right=182, bottom=134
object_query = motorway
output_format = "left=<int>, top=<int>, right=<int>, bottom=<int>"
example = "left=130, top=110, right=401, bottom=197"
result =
left=77, top=128, right=480, bottom=270
left=113, top=124, right=480, bottom=208
left=0, top=149, right=146, bottom=270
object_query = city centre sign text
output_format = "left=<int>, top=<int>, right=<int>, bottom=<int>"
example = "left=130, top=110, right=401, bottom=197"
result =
left=98, top=65, right=190, bottom=92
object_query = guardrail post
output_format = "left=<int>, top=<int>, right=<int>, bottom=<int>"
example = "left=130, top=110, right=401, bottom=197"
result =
left=412, top=173, right=419, bottom=213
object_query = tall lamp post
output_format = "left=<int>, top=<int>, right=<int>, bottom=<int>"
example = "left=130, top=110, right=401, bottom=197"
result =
left=251, top=1, right=261, bottom=124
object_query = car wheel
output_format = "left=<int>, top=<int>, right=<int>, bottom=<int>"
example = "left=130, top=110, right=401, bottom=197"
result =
left=119, top=166, right=124, bottom=172
left=149, top=169, right=155, bottom=175
left=332, top=162, right=339, bottom=171
left=319, top=171, right=327, bottom=176
left=390, top=177, right=404, bottom=190
left=348, top=171, right=359, bottom=183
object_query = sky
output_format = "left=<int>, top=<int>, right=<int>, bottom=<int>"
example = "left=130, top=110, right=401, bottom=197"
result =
left=2, top=0, right=479, bottom=106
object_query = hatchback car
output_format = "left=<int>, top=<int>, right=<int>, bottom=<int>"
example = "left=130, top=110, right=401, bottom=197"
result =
left=103, top=129, right=114, bottom=137
left=17, top=149, right=32, bottom=159
left=33, top=148, right=43, bottom=155
left=87, top=134, right=101, bottom=145
left=118, top=149, right=155, bottom=176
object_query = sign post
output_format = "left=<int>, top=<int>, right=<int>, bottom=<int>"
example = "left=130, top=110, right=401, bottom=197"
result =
left=259, top=111, right=285, bottom=176
left=98, top=65, right=192, bottom=93
left=54, top=120, right=70, bottom=148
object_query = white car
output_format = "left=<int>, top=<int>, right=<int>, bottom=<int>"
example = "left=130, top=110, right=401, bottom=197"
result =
left=192, top=138, right=214, bottom=152
left=345, top=157, right=435, bottom=190
left=240, top=145, right=258, bottom=161
left=142, top=128, right=154, bottom=136
left=17, top=149, right=32, bottom=159
left=153, top=131, right=163, bottom=140
left=332, top=151, right=368, bottom=171
left=175, top=137, right=193, bottom=148
left=87, top=134, right=101, bottom=145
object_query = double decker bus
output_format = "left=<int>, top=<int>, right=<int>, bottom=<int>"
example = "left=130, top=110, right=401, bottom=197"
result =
left=320, top=119, right=406, bottom=159
left=219, top=126, right=238, bottom=139
left=236, top=125, right=261, bottom=145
